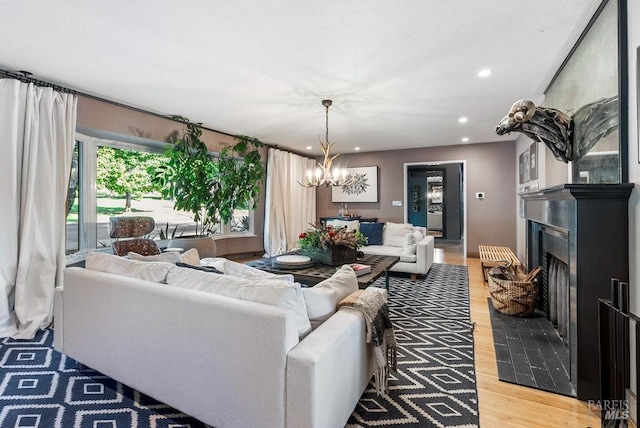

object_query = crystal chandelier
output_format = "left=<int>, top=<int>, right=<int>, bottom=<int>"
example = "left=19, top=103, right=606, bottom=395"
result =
left=298, top=99, right=355, bottom=188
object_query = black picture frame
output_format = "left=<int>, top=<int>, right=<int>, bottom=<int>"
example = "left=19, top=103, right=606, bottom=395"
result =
left=529, top=142, right=538, bottom=181
left=544, top=0, right=628, bottom=183
left=519, top=151, right=529, bottom=184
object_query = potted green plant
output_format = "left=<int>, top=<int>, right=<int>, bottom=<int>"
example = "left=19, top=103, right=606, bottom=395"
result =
left=298, top=222, right=367, bottom=266
left=154, top=116, right=265, bottom=239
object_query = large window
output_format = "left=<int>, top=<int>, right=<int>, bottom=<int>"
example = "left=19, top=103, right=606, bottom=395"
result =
left=65, top=132, right=254, bottom=259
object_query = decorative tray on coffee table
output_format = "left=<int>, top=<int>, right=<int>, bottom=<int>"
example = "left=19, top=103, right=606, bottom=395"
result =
left=271, top=255, right=314, bottom=270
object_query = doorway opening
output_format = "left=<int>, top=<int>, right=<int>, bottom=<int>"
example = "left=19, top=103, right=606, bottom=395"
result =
left=404, top=161, right=466, bottom=254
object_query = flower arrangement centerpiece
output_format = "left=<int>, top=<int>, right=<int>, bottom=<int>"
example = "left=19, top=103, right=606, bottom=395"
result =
left=298, top=222, right=368, bottom=266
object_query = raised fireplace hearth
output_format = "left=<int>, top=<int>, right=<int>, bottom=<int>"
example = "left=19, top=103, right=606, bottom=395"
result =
left=522, top=184, right=633, bottom=401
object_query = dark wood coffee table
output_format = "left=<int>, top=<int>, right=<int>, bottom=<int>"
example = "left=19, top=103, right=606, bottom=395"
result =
left=247, top=251, right=400, bottom=290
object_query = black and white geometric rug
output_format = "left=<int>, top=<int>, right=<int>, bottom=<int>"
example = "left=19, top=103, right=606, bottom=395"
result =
left=0, top=263, right=478, bottom=428
left=0, top=329, right=208, bottom=427
left=348, top=263, right=479, bottom=427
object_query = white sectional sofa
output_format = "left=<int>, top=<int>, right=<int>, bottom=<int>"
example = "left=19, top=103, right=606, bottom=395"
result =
left=54, top=253, right=384, bottom=428
left=327, top=220, right=435, bottom=280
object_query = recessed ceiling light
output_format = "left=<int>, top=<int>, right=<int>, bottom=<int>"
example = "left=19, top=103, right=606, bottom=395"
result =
left=478, top=68, right=493, bottom=77
left=458, top=117, right=468, bottom=124
left=461, top=137, right=469, bottom=142
left=354, top=147, right=360, bottom=151
left=306, top=146, right=312, bottom=150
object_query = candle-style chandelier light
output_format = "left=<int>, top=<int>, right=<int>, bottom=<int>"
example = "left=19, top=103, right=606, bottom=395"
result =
left=298, top=99, right=355, bottom=188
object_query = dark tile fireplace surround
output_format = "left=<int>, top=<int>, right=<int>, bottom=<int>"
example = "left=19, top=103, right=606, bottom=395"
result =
left=522, top=184, right=633, bottom=401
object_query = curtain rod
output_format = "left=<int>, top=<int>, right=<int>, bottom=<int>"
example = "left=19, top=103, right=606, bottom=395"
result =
left=268, top=145, right=316, bottom=160
left=0, top=69, right=73, bottom=94
left=0, top=68, right=236, bottom=138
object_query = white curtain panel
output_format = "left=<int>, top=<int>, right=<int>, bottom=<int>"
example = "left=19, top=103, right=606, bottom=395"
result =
left=0, top=79, right=77, bottom=339
left=263, top=148, right=317, bottom=256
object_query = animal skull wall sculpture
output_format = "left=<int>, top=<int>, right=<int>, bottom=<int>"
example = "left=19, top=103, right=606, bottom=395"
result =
left=496, top=100, right=573, bottom=162
left=495, top=96, right=618, bottom=164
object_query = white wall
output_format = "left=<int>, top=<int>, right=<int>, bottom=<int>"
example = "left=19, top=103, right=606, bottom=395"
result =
left=627, top=0, right=639, bottom=395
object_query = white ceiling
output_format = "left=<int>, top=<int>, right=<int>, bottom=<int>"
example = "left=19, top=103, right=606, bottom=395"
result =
left=0, top=0, right=602, bottom=155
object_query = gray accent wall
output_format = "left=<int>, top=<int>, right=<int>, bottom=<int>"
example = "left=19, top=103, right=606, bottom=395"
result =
left=316, top=141, right=517, bottom=256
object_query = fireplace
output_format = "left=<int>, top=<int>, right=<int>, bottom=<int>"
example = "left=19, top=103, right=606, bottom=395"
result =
left=522, top=184, right=632, bottom=400
left=546, top=254, right=570, bottom=344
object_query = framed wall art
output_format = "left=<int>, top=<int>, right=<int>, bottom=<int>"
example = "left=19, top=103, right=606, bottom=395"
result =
left=412, top=184, right=420, bottom=212
left=331, top=166, right=378, bottom=203
left=519, top=152, right=525, bottom=184
left=519, top=150, right=531, bottom=184
left=529, top=141, right=538, bottom=180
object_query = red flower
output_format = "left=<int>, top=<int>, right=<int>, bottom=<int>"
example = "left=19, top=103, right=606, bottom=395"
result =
left=327, top=225, right=333, bottom=230
left=299, top=233, right=307, bottom=239
left=328, top=231, right=336, bottom=237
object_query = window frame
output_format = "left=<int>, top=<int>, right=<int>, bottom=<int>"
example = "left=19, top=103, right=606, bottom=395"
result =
left=66, top=130, right=255, bottom=263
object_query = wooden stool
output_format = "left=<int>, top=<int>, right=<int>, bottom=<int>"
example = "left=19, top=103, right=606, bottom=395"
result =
left=479, top=245, right=521, bottom=283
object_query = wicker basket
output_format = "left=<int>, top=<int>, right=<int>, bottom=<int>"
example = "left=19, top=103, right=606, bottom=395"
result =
left=488, top=267, right=539, bottom=317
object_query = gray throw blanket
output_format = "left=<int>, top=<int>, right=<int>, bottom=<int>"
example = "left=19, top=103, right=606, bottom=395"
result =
left=338, top=288, right=397, bottom=395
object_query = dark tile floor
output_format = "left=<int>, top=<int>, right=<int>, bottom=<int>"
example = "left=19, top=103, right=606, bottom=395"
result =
left=487, top=298, right=576, bottom=397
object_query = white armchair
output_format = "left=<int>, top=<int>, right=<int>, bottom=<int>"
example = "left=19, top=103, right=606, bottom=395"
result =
left=360, top=223, right=435, bottom=280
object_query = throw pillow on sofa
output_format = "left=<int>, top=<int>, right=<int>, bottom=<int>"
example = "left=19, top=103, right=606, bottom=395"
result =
left=302, top=265, right=359, bottom=330
left=127, top=248, right=201, bottom=266
left=403, top=232, right=417, bottom=255
left=86, top=252, right=175, bottom=283
left=201, top=257, right=294, bottom=282
left=359, top=222, right=384, bottom=246
left=166, top=266, right=311, bottom=338
left=180, top=248, right=201, bottom=266
left=127, top=251, right=182, bottom=263
left=383, top=222, right=414, bottom=247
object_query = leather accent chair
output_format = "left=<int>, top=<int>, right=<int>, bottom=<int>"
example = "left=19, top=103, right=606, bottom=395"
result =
left=109, top=216, right=160, bottom=256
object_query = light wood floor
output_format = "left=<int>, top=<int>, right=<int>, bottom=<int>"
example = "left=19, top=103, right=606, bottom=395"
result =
left=434, top=245, right=601, bottom=428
